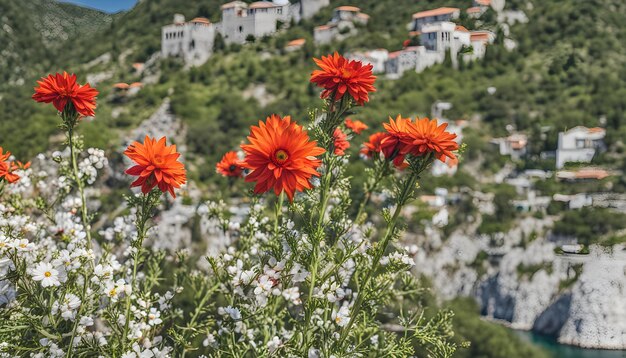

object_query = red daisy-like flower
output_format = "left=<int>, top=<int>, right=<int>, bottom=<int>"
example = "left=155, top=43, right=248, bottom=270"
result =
left=32, top=72, right=98, bottom=117
left=0, top=147, right=21, bottom=184
left=403, top=117, right=459, bottom=162
left=310, top=52, right=376, bottom=105
left=216, top=151, right=244, bottom=178
left=333, top=128, right=350, bottom=156
left=345, top=118, right=368, bottom=134
left=360, top=132, right=387, bottom=158
left=240, top=114, right=325, bottom=202
left=124, top=136, right=187, bottom=198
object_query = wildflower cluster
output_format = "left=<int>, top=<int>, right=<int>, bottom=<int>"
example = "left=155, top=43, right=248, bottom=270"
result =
left=1, top=53, right=461, bottom=357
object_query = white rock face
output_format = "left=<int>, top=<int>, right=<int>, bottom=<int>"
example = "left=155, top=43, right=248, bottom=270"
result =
left=557, top=249, right=626, bottom=349
left=412, top=216, right=626, bottom=349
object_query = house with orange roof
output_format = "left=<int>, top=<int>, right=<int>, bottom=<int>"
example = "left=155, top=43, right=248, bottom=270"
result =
left=556, top=126, right=606, bottom=169
left=314, top=5, right=369, bottom=44
left=285, top=38, right=306, bottom=51
left=491, top=133, right=528, bottom=159
left=411, top=7, right=460, bottom=32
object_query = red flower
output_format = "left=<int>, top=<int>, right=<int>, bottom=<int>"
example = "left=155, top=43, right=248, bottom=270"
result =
left=0, top=147, right=21, bottom=184
left=240, top=115, right=325, bottom=202
left=360, top=132, right=387, bottom=158
left=124, top=136, right=187, bottom=198
left=333, top=128, right=350, bottom=156
left=216, top=151, right=244, bottom=178
left=403, top=117, right=459, bottom=162
left=310, top=52, right=376, bottom=105
left=345, top=118, right=368, bottom=134
left=32, top=72, right=98, bottom=117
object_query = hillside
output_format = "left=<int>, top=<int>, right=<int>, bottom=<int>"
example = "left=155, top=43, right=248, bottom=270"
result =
left=0, top=0, right=113, bottom=85
left=1, top=0, right=625, bottom=355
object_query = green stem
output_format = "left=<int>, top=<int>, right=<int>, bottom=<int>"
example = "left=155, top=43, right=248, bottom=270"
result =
left=273, top=191, right=285, bottom=238
left=65, top=273, right=89, bottom=358
left=121, top=194, right=151, bottom=353
left=67, top=124, right=93, bottom=252
left=337, top=164, right=424, bottom=347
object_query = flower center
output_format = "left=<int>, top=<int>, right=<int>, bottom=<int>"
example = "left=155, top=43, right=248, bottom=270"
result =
left=274, top=149, right=289, bottom=163
left=44, top=271, right=52, bottom=277
left=229, top=165, right=238, bottom=172
left=341, top=68, right=353, bottom=79
left=154, top=154, right=165, bottom=166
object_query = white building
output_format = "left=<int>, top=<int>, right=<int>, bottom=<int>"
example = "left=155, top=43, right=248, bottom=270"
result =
left=419, top=21, right=471, bottom=67
left=411, top=7, right=460, bottom=32
left=346, top=49, right=389, bottom=73
left=385, top=47, right=420, bottom=77
left=491, top=133, right=528, bottom=159
left=314, top=5, right=369, bottom=44
left=465, top=30, right=496, bottom=61
left=162, top=1, right=329, bottom=65
left=161, top=15, right=216, bottom=66
left=555, top=126, right=606, bottom=169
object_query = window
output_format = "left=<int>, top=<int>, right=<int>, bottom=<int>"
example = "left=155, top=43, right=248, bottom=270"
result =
left=277, top=8, right=282, bottom=14
left=239, top=26, right=243, bottom=32
left=189, top=40, right=195, bottom=50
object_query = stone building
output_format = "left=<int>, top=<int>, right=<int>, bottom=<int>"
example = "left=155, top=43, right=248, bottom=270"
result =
left=161, top=15, right=216, bottom=66
left=162, top=0, right=329, bottom=65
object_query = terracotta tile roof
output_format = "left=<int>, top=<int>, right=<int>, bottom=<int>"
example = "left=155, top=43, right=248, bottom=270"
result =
left=315, top=24, right=334, bottom=31
left=286, top=38, right=306, bottom=47
left=475, top=0, right=491, bottom=6
left=113, top=83, right=129, bottom=89
left=388, top=50, right=402, bottom=59
left=413, top=7, right=459, bottom=19
left=409, top=30, right=421, bottom=37
left=588, top=127, right=605, bottom=133
left=129, top=82, right=143, bottom=88
left=250, top=1, right=277, bottom=9
left=470, top=32, right=490, bottom=41
left=356, top=13, right=370, bottom=19
left=190, top=17, right=211, bottom=24
left=336, top=5, right=360, bottom=12
left=455, top=25, right=469, bottom=32
left=575, top=169, right=609, bottom=180
left=466, top=6, right=481, bottom=13
left=221, top=1, right=246, bottom=10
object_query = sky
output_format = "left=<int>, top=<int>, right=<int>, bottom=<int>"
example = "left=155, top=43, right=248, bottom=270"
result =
left=60, top=0, right=138, bottom=13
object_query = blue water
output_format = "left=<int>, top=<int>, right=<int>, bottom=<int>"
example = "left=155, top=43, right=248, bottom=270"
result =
left=514, top=330, right=626, bottom=358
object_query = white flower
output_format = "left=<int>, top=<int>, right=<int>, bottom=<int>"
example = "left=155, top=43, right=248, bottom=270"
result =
left=79, top=316, right=94, bottom=327
left=267, top=336, right=281, bottom=353
left=51, top=293, right=81, bottom=321
left=218, top=306, right=241, bottom=320
left=282, top=287, right=301, bottom=305
left=202, top=333, right=216, bottom=347
left=147, top=308, right=163, bottom=326
left=31, top=262, right=61, bottom=287
left=332, top=305, right=350, bottom=327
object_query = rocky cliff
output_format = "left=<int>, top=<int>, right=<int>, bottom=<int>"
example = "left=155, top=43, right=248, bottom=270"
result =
left=413, top=216, right=626, bottom=349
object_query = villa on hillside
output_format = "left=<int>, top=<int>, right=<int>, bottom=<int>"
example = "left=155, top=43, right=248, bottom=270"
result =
left=313, top=6, right=369, bottom=44
left=491, top=133, right=528, bottom=159
left=411, top=7, right=460, bottom=32
left=161, top=0, right=329, bottom=65
left=555, top=126, right=606, bottom=169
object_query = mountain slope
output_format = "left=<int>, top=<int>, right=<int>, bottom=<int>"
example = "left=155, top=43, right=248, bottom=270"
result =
left=0, top=0, right=113, bottom=84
